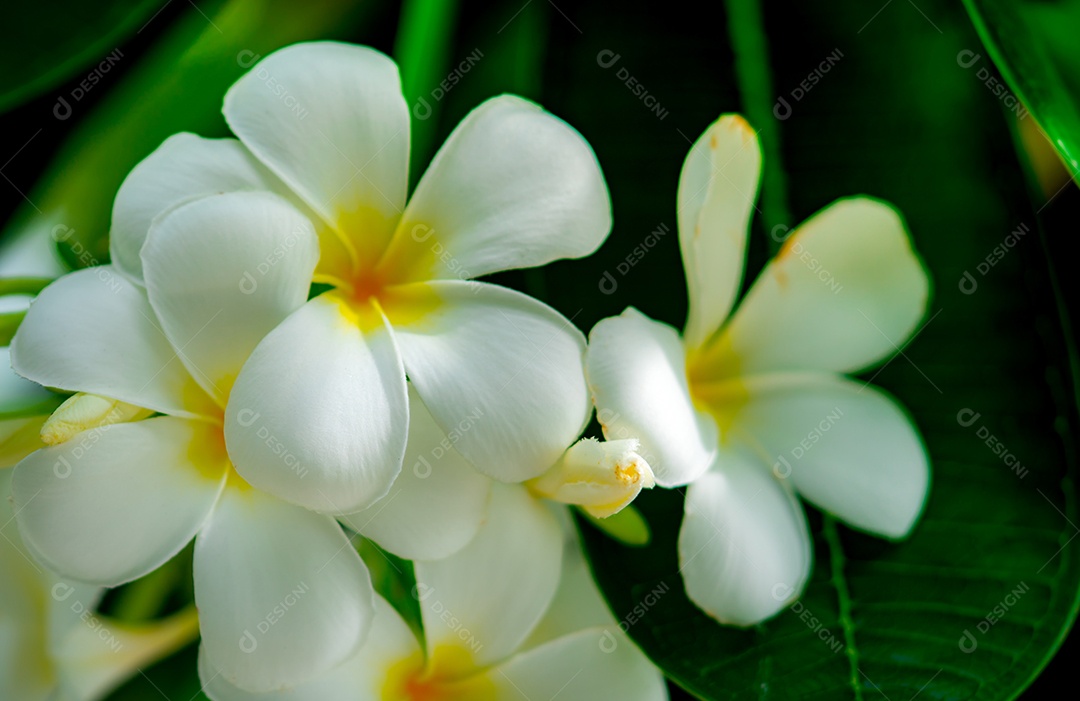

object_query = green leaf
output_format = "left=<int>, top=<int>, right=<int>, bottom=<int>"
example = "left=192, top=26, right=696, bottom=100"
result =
left=964, top=0, right=1080, bottom=176
left=394, top=0, right=462, bottom=176
left=567, top=1, right=1080, bottom=699
left=0, top=0, right=166, bottom=113
left=1, top=0, right=378, bottom=271
left=581, top=505, right=652, bottom=547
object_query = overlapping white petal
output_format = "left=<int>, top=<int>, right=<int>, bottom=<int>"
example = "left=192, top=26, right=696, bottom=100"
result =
left=383, top=95, right=611, bottom=282
left=492, top=626, right=669, bottom=701
left=339, top=387, right=491, bottom=561
left=194, top=486, right=375, bottom=692
left=678, top=115, right=761, bottom=349
left=415, top=484, right=563, bottom=668
left=12, top=417, right=227, bottom=586
left=730, top=372, right=929, bottom=538
left=225, top=295, right=408, bottom=514
left=142, top=191, right=319, bottom=405
left=392, top=280, right=590, bottom=483
left=586, top=308, right=717, bottom=486
left=224, top=42, right=409, bottom=263
left=678, top=451, right=811, bottom=626
left=10, top=268, right=198, bottom=417
left=703, top=198, right=929, bottom=377
left=110, top=134, right=289, bottom=282
left=198, top=596, right=419, bottom=701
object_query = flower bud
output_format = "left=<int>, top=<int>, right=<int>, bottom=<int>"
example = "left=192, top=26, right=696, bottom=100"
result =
left=40, top=393, right=151, bottom=445
left=528, top=437, right=655, bottom=518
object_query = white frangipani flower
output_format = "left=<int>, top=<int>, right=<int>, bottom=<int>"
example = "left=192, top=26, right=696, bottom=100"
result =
left=586, top=114, right=931, bottom=625
left=9, top=192, right=377, bottom=692
left=201, top=483, right=669, bottom=701
left=0, top=469, right=198, bottom=701
left=338, top=387, right=654, bottom=562
left=110, top=41, right=611, bottom=515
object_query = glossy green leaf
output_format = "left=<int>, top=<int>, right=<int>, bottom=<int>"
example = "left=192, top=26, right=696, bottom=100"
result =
left=965, top=0, right=1080, bottom=176
left=568, top=2, right=1080, bottom=699
left=0, top=0, right=165, bottom=113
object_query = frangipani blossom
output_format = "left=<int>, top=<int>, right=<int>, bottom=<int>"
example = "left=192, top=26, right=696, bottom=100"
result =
left=339, top=386, right=654, bottom=562
left=9, top=192, right=377, bottom=692
left=111, top=41, right=610, bottom=515
left=0, top=469, right=198, bottom=701
left=200, top=483, right=668, bottom=701
left=586, top=115, right=931, bottom=625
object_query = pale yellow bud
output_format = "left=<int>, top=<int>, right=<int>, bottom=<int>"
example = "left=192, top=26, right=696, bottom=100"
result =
left=528, top=437, right=655, bottom=518
left=40, top=393, right=152, bottom=445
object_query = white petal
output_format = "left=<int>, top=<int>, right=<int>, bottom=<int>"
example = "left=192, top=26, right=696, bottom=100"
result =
left=678, top=115, right=760, bottom=349
left=392, top=280, right=590, bottom=483
left=701, top=198, right=930, bottom=376
left=678, top=452, right=811, bottom=626
left=225, top=295, right=408, bottom=514
left=111, top=133, right=289, bottom=282
left=524, top=536, right=615, bottom=649
left=10, top=268, right=204, bottom=417
left=0, top=346, right=56, bottom=416
left=194, top=486, right=375, bottom=692
left=731, top=372, right=929, bottom=538
left=339, top=387, right=491, bottom=561
left=224, top=42, right=408, bottom=265
left=585, top=308, right=717, bottom=486
left=11, top=417, right=227, bottom=585
left=415, top=484, right=562, bottom=667
left=491, top=627, right=668, bottom=701
left=198, top=596, right=419, bottom=701
left=381, top=95, right=611, bottom=281
left=142, top=191, right=319, bottom=405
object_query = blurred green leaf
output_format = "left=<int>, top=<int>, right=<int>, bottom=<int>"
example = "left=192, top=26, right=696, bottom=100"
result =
left=581, top=505, right=651, bottom=546
left=965, top=0, right=1080, bottom=176
left=569, top=1, right=1080, bottom=699
left=1, top=0, right=375, bottom=271
left=394, top=0, right=461, bottom=176
left=0, top=0, right=166, bottom=112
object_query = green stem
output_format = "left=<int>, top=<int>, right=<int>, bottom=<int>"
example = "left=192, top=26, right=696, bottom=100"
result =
left=724, top=0, right=792, bottom=252
left=110, top=555, right=184, bottom=622
left=0, top=277, right=53, bottom=297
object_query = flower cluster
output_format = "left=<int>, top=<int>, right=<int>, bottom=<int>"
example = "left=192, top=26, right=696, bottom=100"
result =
left=1, top=41, right=930, bottom=700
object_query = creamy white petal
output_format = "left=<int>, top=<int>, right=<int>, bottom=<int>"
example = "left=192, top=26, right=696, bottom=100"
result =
left=415, top=484, right=562, bottom=668
left=10, top=268, right=204, bottom=417
left=700, top=198, right=930, bottom=377
left=730, top=372, right=929, bottom=538
left=524, top=536, right=614, bottom=649
left=142, top=191, right=319, bottom=405
left=194, top=486, right=375, bottom=693
left=225, top=295, right=408, bottom=514
left=678, top=115, right=760, bottom=349
left=11, top=417, right=227, bottom=586
left=339, top=387, right=491, bottom=561
left=392, top=280, right=590, bottom=483
left=586, top=308, right=718, bottom=487
left=678, top=452, right=811, bottom=626
left=111, top=133, right=290, bottom=282
left=491, top=627, right=668, bottom=701
left=0, top=346, right=56, bottom=416
left=382, top=95, right=610, bottom=281
left=198, top=596, right=419, bottom=701
left=224, top=42, right=408, bottom=263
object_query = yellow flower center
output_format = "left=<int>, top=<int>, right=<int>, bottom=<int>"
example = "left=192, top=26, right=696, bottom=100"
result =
left=383, top=646, right=496, bottom=701
left=684, top=342, right=749, bottom=443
